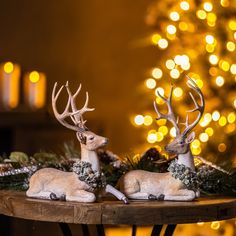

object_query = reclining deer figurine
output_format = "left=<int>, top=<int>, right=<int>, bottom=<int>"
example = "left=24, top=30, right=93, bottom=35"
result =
left=119, top=76, right=204, bottom=201
left=27, top=81, right=128, bottom=203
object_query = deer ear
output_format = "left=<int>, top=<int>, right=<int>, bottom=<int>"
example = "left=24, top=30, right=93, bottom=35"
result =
left=186, top=132, right=195, bottom=143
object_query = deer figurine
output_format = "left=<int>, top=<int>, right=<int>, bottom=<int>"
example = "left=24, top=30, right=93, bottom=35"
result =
left=26, top=82, right=128, bottom=203
left=119, top=76, right=204, bottom=201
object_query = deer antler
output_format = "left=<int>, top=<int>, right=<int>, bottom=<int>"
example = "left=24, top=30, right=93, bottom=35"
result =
left=182, top=76, right=205, bottom=137
left=153, top=85, right=180, bottom=135
left=52, top=82, right=94, bottom=132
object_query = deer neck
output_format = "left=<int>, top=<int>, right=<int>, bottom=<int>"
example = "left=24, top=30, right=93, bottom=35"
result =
left=177, top=149, right=195, bottom=171
left=80, top=145, right=100, bottom=173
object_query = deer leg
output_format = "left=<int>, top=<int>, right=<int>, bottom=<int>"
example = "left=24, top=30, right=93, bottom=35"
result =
left=164, top=189, right=196, bottom=201
left=66, top=190, right=96, bottom=203
left=105, top=184, right=129, bottom=204
left=26, top=190, right=54, bottom=200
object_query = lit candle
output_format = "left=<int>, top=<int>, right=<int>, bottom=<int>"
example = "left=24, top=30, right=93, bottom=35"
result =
left=24, top=71, right=46, bottom=109
left=0, top=62, right=21, bottom=109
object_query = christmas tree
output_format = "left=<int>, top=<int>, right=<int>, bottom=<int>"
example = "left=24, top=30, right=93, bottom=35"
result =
left=132, top=0, right=236, bottom=170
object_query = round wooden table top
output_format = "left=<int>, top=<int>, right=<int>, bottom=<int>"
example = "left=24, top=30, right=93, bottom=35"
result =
left=0, top=190, right=235, bottom=225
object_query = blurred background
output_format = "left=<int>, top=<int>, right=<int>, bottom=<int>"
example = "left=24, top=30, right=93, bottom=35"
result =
left=0, top=0, right=236, bottom=235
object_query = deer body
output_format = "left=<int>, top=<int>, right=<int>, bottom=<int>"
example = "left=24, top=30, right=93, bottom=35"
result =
left=119, top=77, right=204, bottom=201
left=27, top=82, right=128, bottom=203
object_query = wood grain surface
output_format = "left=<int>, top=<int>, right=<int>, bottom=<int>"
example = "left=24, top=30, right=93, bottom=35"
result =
left=0, top=190, right=235, bottom=225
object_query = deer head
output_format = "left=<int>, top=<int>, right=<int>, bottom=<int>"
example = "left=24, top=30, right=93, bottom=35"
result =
left=154, top=76, right=205, bottom=155
left=52, top=81, right=108, bottom=151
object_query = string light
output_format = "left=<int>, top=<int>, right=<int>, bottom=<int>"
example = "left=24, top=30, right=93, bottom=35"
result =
left=134, top=115, right=144, bottom=125
left=170, top=127, right=177, bottom=137
left=170, top=68, right=180, bottom=79
left=158, top=126, right=168, bottom=135
left=218, top=143, right=226, bottom=152
left=180, top=1, right=190, bottom=11
left=205, top=35, right=214, bottom=44
left=145, top=78, right=156, bottom=89
left=151, top=34, right=161, bottom=44
left=166, top=59, right=175, bottom=69
left=196, top=10, right=207, bottom=19
left=219, top=116, right=227, bottom=126
left=173, top=87, right=183, bottom=98
left=199, top=133, right=209, bottom=142
left=203, top=2, right=213, bottom=12
left=167, top=25, right=177, bottom=34
left=169, top=11, right=180, bottom=21
left=4, top=62, right=14, bottom=74
left=212, top=111, right=220, bottom=121
left=152, top=68, right=163, bottom=79
left=227, top=112, right=236, bottom=123
left=155, top=87, right=165, bottom=96
left=29, top=71, right=40, bottom=83
left=230, top=64, right=236, bottom=74
left=144, top=115, right=153, bottom=126
left=226, top=41, right=235, bottom=51
left=211, top=221, right=221, bottom=230
left=209, top=55, right=218, bottom=65
left=158, top=39, right=168, bottom=49
left=215, top=76, right=224, bottom=87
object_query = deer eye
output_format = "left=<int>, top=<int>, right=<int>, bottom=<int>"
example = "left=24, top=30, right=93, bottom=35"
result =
left=180, top=140, right=185, bottom=144
left=89, top=136, right=94, bottom=140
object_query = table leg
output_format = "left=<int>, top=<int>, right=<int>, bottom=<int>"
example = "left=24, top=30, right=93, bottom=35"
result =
left=132, top=225, right=137, bottom=236
left=151, top=225, right=163, bottom=236
left=59, top=223, right=72, bottom=236
left=163, top=224, right=177, bottom=236
left=96, top=224, right=105, bottom=236
left=81, top=224, right=90, bottom=236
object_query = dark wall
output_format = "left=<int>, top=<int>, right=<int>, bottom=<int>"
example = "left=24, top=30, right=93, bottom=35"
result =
left=0, top=0, right=157, bottom=155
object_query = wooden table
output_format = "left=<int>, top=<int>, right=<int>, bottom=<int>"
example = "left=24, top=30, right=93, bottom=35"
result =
left=0, top=190, right=236, bottom=236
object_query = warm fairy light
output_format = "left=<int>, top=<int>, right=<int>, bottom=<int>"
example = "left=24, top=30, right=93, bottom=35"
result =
left=173, top=87, right=183, bottom=98
left=212, top=111, right=220, bottom=121
left=199, top=133, right=209, bottom=142
left=158, top=126, right=168, bottom=135
left=167, top=25, right=177, bottom=34
left=211, top=221, right=221, bottom=230
left=180, top=1, right=190, bottom=11
left=156, top=119, right=167, bottom=126
left=151, top=34, right=161, bottom=44
left=234, top=99, right=236, bottom=108
left=215, top=76, right=224, bottom=87
left=158, top=38, right=168, bottom=49
left=203, top=2, right=213, bottom=12
left=225, top=123, right=236, bottom=133
left=156, top=132, right=164, bottom=142
left=166, top=59, right=175, bottom=69
left=195, top=79, right=203, bottom=89
left=170, top=69, right=180, bottom=79
left=230, top=64, right=236, bottom=74
left=207, top=13, right=217, bottom=23
left=147, top=133, right=157, bottom=143
left=155, top=87, right=165, bottom=96
left=4, top=62, right=14, bottom=74
left=155, top=97, right=165, bottom=105
left=219, top=116, right=227, bottom=126
left=218, top=143, right=226, bottom=152
left=196, top=10, right=207, bottom=19
left=204, top=113, right=212, bottom=123
left=146, top=78, right=156, bottom=89
left=209, top=67, right=218, bottom=76
left=226, top=41, right=235, bottom=51
left=191, top=139, right=200, bottom=149
left=219, top=60, right=230, bottom=71
left=29, top=71, right=40, bottom=83
left=205, top=35, right=214, bottom=44
left=205, top=127, right=214, bottom=136
left=206, top=44, right=215, bottom=53
left=234, top=32, right=236, bottom=40
left=221, top=0, right=229, bottom=7
left=227, top=112, right=236, bottom=123
left=144, top=115, right=153, bottom=126
left=209, top=55, right=218, bottom=65
left=192, top=147, right=202, bottom=155
left=169, top=11, right=180, bottom=21
left=170, top=127, right=177, bottom=137
left=134, top=115, right=144, bottom=125
left=152, top=68, right=163, bottom=79
left=179, top=22, right=188, bottom=31
left=229, top=20, right=236, bottom=30
left=181, top=63, right=190, bottom=70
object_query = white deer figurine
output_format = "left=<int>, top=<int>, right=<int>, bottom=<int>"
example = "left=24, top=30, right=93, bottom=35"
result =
left=119, top=77, right=204, bottom=201
left=26, top=82, right=128, bottom=203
